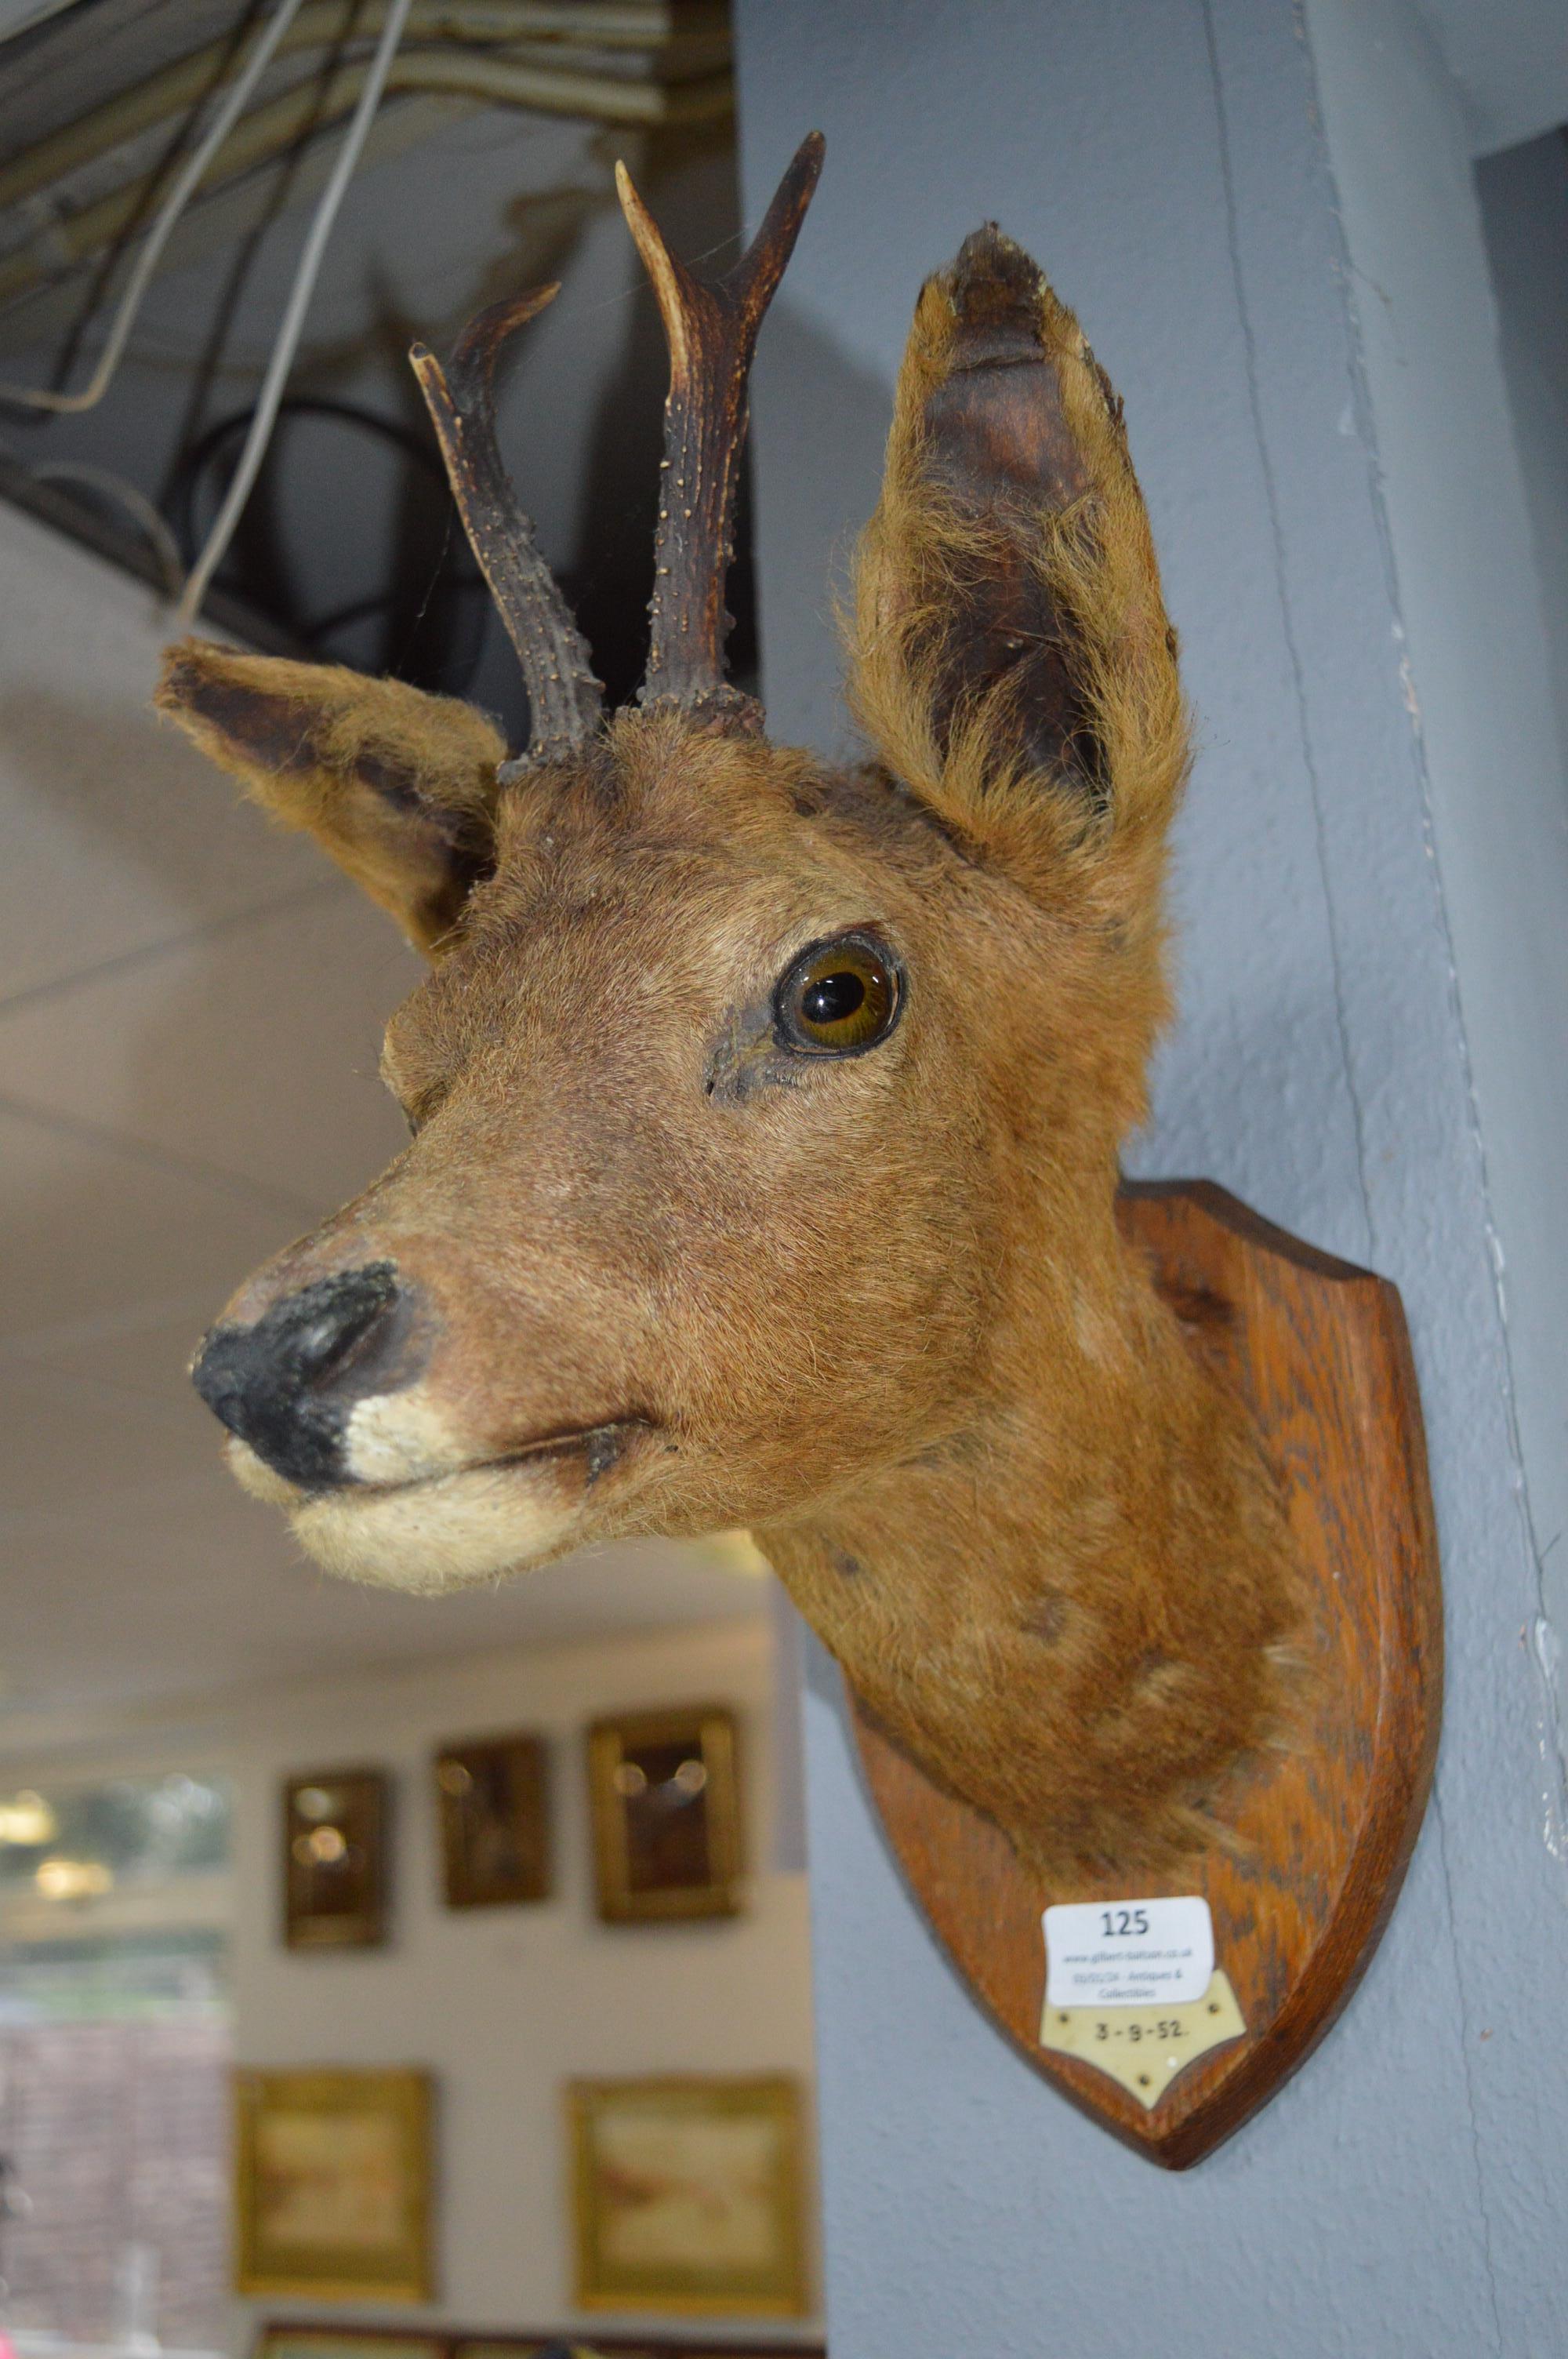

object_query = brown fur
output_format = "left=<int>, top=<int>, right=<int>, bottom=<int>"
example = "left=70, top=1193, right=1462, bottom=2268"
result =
left=161, top=227, right=1300, bottom=1882
left=154, top=647, right=506, bottom=948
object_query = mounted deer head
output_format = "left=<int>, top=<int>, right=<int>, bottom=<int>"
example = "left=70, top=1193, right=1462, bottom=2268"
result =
left=165, top=136, right=1298, bottom=1881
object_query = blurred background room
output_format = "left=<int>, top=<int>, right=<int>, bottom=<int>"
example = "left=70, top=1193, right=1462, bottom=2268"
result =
left=0, top=3, right=818, bottom=2350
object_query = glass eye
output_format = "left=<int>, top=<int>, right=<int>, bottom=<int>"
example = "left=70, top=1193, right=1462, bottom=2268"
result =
left=774, top=932, right=903, bottom=1056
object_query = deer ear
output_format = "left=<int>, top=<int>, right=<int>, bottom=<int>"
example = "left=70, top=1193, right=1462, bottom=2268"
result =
left=848, top=228, right=1187, bottom=911
left=156, top=642, right=506, bottom=952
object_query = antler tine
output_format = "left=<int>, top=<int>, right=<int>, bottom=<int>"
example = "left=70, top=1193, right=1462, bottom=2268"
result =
left=411, top=286, right=603, bottom=769
left=618, top=131, right=825, bottom=729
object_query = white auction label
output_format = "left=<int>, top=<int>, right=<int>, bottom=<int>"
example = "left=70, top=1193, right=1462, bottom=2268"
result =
left=1043, top=1896, right=1214, bottom=2008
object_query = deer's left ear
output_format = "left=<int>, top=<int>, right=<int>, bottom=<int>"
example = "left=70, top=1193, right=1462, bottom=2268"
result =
left=848, top=229, right=1187, bottom=914
left=156, top=642, right=506, bottom=952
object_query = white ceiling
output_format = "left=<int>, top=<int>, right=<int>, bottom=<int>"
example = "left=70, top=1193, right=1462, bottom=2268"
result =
left=0, top=498, right=764, bottom=1749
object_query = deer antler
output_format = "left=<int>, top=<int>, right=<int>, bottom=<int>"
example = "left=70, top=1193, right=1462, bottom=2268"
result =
left=411, top=287, right=603, bottom=769
left=617, top=132, right=825, bottom=729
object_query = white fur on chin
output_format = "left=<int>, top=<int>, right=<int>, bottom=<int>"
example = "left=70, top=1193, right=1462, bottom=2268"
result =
left=289, top=1461, right=581, bottom=1591
left=223, top=1434, right=580, bottom=1591
left=342, top=1386, right=465, bottom=1485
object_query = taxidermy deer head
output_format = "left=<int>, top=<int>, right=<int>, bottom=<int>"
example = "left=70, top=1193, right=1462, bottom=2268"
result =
left=168, top=135, right=1298, bottom=1881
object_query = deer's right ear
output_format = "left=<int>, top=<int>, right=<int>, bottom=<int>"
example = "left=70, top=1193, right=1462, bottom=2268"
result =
left=156, top=642, right=506, bottom=952
left=848, top=229, right=1187, bottom=915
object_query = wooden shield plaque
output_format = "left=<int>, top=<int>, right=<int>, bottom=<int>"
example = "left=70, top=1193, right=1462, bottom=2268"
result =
left=851, top=1180, right=1442, bottom=2169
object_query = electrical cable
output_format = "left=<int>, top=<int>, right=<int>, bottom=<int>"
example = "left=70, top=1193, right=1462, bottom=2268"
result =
left=167, top=393, right=449, bottom=545
left=0, top=0, right=310, bottom=416
left=0, top=2, right=724, bottom=214
left=0, top=427, right=188, bottom=594
left=0, top=47, right=731, bottom=313
left=29, top=460, right=185, bottom=592
left=165, top=394, right=489, bottom=691
left=176, top=0, right=417, bottom=625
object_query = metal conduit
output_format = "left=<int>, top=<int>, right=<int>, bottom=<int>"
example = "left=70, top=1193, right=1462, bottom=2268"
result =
left=0, top=1, right=730, bottom=213
left=0, top=38, right=734, bottom=311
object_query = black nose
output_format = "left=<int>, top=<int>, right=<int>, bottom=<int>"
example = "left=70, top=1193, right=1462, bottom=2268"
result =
left=191, top=1263, right=406, bottom=1489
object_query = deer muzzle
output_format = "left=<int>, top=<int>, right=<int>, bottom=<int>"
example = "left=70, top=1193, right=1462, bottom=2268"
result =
left=191, top=1261, right=415, bottom=1489
left=189, top=1239, right=660, bottom=1594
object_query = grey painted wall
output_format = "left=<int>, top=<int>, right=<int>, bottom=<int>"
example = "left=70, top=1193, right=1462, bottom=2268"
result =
left=1307, top=0, right=1568, bottom=1772
left=733, top=2, right=1568, bottom=2353
left=1411, top=0, right=1568, bottom=157
left=1479, top=129, right=1568, bottom=849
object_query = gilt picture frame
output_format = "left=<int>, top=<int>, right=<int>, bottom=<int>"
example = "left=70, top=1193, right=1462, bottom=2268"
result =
left=567, top=2074, right=808, bottom=2317
left=452, top=2336, right=818, bottom=2358
left=233, top=2067, right=433, bottom=2299
left=586, top=1707, right=742, bottom=1924
left=282, top=1768, right=387, bottom=1950
left=453, top=2343, right=655, bottom=2358
left=255, top=2332, right=445, bottom=2359
left=434, top=1732, right=550, bottom=1909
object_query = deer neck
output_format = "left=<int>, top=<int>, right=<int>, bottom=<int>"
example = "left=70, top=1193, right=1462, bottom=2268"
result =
left=757, top=1196, right=1300, bottom=1882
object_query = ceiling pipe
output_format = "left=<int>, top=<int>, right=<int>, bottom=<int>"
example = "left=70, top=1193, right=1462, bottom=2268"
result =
left=0, top=0, right=730, bottom=213
left=0, top=42, right=733, bottom=312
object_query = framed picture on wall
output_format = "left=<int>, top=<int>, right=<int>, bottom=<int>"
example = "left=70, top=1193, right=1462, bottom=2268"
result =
left=586, top=1706, right=742, bottom=1923
left=445, top=2336, right=822, bottom=2357
left=448, top=2340, right=817, bottom=2358
left=434, top=1731, right=551, bottom=1908
left=282, top=1768, right=387, bottom=1949
left=454, top=2343, right=656, bottom=2359
left=567, top=2075, right=808, bottom=2317
left=255, top=2332, right=445, bottom=2359
left=234, top=2067, right=433, bottom=2299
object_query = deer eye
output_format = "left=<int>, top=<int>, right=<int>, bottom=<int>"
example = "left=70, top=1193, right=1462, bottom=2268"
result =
left=774, top=932, right=903, bottom=1056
